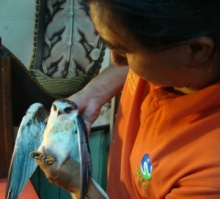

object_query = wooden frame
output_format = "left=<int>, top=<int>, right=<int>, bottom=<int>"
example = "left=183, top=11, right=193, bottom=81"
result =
left=0, top=49, right=14, bottom=178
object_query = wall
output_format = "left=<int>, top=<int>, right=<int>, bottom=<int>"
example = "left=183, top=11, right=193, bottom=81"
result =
left=0, top=0, right=110, bottom=70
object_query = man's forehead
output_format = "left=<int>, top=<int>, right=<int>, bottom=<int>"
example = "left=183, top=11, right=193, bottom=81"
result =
left=89, top=3, right=136, bottom=51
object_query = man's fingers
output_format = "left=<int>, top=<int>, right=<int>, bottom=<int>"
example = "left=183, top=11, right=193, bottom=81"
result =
left=34, top=154, right=81, bottom=191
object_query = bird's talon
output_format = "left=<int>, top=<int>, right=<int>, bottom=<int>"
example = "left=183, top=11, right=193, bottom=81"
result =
left=30, top=151, right=45, bottom=160
left=43, top=155, right=55, bottom=165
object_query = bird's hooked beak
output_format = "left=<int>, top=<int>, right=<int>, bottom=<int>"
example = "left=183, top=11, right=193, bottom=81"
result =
left=57, top=110, right=62, bottom=117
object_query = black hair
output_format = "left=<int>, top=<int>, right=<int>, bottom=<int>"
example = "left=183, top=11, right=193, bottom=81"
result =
left=85, top=0, right=220, bottom=50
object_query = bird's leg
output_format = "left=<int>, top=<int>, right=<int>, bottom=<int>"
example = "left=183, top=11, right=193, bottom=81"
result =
left=30, top=151, right=56, bottom=165
left=30, top=151, right=44, bottom=160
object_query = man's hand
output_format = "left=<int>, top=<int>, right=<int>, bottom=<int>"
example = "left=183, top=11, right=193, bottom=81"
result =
left=36, top=154, right=81, bottom=197
left=36, top=153, right=109, bottom=199
left=67, top=64, right=128, bottom=134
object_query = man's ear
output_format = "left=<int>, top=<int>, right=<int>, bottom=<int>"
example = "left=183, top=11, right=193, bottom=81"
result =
left=187, top=36, right=214, bottom=67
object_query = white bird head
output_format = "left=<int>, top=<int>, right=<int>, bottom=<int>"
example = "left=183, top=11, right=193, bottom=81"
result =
left=51, top=99, right=79, bottom=120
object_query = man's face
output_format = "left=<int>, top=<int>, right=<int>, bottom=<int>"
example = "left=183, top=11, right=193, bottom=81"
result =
left=89, top=3, right=196, bottom=88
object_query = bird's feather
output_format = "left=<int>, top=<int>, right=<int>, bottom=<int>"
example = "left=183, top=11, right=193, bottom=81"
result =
left=76, top=115, right=92, bottom=199
left=6, top=103, right=49, bottom=199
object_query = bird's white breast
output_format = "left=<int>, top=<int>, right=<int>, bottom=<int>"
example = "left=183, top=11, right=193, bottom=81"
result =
left=39, top=118, right=79, bottom=165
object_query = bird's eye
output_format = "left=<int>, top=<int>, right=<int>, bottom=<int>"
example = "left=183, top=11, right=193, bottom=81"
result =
left=64, top=107, right=72, bottom=114
left=53, top=105, right=57, bottom=111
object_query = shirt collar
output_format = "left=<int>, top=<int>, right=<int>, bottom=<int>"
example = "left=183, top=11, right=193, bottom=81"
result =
left=153, top=82, right=220, bottom=123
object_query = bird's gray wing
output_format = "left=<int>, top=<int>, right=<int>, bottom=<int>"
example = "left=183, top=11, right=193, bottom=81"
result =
left=6, top=103, right=49, bottom=199
left=75, top=115, right=92, bottom=199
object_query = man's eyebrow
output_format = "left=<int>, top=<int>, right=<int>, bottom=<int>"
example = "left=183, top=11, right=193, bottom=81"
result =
left=100, top=36, right=126, bottom=50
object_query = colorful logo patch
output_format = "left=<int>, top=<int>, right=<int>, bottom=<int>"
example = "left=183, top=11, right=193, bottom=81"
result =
left=140, top=154, right=152, bottom=181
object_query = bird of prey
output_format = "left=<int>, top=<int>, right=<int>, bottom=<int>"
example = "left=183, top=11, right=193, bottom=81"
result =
left=6, top=99, right=92, bottom=199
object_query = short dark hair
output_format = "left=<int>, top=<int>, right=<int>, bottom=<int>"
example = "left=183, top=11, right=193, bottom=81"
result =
left=86, top=0, right=220, bottom=50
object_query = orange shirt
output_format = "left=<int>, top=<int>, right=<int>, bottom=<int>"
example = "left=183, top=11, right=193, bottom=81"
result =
left=107, top=70, right=220, bottom=199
